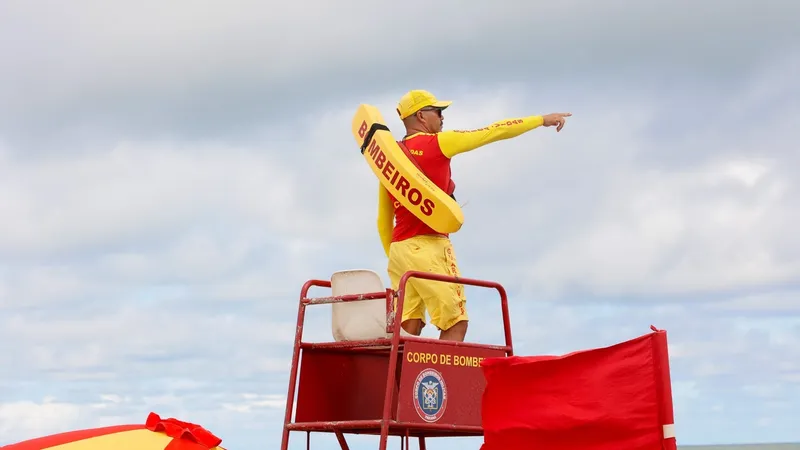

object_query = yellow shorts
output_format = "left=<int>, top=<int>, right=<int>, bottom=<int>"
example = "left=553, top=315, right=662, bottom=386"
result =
left=387, top=235, right=468, bottom=331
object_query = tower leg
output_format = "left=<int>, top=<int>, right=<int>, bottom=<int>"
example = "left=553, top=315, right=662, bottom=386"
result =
left=334, top=431, right=350, bottom=450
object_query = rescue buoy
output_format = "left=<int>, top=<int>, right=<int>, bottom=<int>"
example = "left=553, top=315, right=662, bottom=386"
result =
left=351, top=103, right=464, bottom=234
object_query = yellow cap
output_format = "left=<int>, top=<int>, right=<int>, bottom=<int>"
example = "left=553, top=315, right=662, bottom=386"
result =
left=396, top=89, right=452, bottom=119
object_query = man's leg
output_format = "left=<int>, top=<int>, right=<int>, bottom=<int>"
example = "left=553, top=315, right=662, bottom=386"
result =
left=417, top=237, right=469, bottom=342
left=439, top=319, right=468, bottom=341
left=401, top=318, right=424, bottom=336
left=388, top=239, right=427, bottom=335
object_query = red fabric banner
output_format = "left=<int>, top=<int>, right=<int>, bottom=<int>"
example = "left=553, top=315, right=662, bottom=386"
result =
left=480, top=328, right=675, bottom=450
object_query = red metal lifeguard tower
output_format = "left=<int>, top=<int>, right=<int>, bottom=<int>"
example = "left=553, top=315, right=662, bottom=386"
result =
left=280, top=269, right=513, bottom=450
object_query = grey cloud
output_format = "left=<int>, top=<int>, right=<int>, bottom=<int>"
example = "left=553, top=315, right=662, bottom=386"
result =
left=0, top=304, right=298, bottom=382
left=1, top=0, right=798, bottom=148
left=0, top=141, right=302, bottom=259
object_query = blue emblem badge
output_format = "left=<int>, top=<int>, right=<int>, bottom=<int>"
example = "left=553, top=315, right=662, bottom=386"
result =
left=413, top=368, right=448, bottom=422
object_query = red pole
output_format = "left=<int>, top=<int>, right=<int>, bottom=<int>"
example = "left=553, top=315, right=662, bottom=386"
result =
left=651, top=326, right=677, bottom=450
left=496, top=282, right=513, bottom=357
left=281, top=279, right=331, bottom=450
left=378, top=273, right=409, bottom=450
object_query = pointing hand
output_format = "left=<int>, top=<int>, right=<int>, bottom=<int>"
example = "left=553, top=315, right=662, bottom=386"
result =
left=542, top=113, right=572, bottom=132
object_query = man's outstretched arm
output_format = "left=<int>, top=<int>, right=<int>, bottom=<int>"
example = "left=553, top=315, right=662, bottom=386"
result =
left=438, top=113, right=571, bottom=158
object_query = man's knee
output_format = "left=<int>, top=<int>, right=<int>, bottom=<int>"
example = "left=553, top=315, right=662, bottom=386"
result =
left=439, top=319, right=468, bottom=342
left=401, top=318, right=424, bottom=335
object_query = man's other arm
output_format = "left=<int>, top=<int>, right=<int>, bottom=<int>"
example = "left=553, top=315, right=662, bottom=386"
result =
left=437, top=115, right=544, bottom=158
left=376, top=185, right=394, bottom=257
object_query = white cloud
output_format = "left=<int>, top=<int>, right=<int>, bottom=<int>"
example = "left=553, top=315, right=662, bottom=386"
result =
left=522, top=155, right=796, bottom=297
left=0, top=399, right=82, bottom=443
left=222, top=393, right=285, bottom=413
left=706, top=290, right=800, bottom=313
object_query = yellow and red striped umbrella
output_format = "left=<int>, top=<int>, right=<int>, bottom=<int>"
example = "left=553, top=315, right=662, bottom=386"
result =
left=2, top=412, right=226, bottom=450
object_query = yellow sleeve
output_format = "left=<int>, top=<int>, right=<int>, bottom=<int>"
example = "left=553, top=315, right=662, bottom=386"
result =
left=376, top=184, right=394, bottom=257
left=438, top=115, right=545, bottom=158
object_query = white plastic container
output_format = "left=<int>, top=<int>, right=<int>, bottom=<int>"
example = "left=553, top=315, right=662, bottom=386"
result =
left=330, top=269, right=393, bottom=341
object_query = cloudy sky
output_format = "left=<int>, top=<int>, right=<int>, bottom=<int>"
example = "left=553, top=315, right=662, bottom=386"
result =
left=1, top=0, right=799, bottom=448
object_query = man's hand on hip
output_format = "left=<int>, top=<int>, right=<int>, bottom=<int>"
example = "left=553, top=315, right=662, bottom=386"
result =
left=542, top=112, right=572, bottom=132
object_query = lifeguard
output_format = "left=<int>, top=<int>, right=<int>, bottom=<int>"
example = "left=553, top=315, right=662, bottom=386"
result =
left=352, top=90, right=572, bottom=341
left=378, top=89, right=571, bottom=342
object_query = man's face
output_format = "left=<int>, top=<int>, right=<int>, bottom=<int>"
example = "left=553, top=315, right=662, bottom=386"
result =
left=416, top=107, right=444, bottom=133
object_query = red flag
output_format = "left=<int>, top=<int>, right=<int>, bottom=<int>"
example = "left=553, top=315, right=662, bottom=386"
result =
left=480, top=328, right=676, bottom=450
